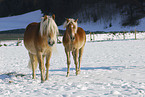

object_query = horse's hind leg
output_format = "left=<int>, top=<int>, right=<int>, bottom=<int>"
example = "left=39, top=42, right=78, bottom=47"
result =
left=37, top=52, right=45, bottom=83
left=45, top=52, right=52, bottom=80
left=29, top=52, right=37, bottom=79
left=65, top=48, right=71, bottom=77
left=72, top=49, right=79, bottom=75
left=78, top=45, right=85, bottom=74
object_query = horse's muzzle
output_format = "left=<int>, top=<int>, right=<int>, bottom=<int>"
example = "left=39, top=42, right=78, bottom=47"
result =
left=48, top=41, right=55, bottom=46
left=70, top=36, right=75, bottom=41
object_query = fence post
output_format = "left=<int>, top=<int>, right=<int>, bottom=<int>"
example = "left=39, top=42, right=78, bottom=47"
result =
left=123, top=31, right=125, bottom=39
left=0, top=41, right=1, bottom=45
left=93, top=33, right=95, bottom=41
left=135, top=28, right=137, bottom=40
left=90, top=32, right=92, bottom=41
left=16, top=38, right=21, bottom=46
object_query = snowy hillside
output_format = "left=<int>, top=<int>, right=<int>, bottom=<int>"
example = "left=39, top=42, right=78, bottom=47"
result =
left=0, top=10, right=145, bottom=32
left=0, top=10, right=43, bottom=31
left=59, top=13, right=145, bottom=32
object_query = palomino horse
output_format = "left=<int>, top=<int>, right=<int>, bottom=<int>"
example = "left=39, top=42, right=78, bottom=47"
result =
left=63, top=18, right=86, bottom=77
left=24, top=15, right=59, bottom=82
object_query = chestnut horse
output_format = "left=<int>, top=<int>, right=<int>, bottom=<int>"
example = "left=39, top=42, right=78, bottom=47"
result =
left=24, top=15, right=59, bottom=82
left=63, top=18, right=86, bottom=77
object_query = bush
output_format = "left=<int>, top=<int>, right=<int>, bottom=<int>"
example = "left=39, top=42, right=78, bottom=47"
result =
left=4, top=44, right=7, bottom=46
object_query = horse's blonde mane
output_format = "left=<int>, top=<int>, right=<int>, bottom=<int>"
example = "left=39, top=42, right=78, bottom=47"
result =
left=63, top=18, right=78, bottom=33
left=40, top=15, right=59, bottom=37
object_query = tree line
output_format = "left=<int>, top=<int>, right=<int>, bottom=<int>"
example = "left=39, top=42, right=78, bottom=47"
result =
left=0, top=0, right=145, bottom=26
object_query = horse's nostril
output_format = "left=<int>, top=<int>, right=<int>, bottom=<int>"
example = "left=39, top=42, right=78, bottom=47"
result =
left=48, top=41, right=55, bottom=46
left=72, top=37, right=75, bottom=40
left=53, top=41, right=55, bottom=44
left=70, top=36, right=75, bottom=41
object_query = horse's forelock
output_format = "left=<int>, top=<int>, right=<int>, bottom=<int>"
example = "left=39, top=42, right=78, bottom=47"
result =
left=63, top=19, right=78, bottom=28
left=47, top=17, right=59, bottom=35
left=40, top=16, right=59, bottom=37
left=63, top=18, right=78, bottom=33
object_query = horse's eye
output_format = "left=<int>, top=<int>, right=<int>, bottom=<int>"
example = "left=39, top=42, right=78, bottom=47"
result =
left=48, top=35, right=51, bottom=38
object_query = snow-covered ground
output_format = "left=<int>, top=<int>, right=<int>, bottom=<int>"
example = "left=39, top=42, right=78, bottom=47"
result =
left=0, top=38, right=145, bottom=96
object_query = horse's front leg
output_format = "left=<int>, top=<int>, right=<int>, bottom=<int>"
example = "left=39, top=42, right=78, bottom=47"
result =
left=72, top=49, right=79, bottom=75
left=45, top=52, right=52, bottom=80
left=65, top=48, right=70, bottom=77
left=37, top=52, right=45, bottom=83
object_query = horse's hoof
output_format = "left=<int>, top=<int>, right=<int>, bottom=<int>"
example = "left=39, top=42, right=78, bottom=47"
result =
left=41, top=80, right=45, bottom=83
left=66, top=74, right=69, bottom=77
left=76, top=71, right=81, bottom=75
left=45, top=78, right=49, bottom=81
left=32, top=77, right=36, bottom=79
left=66, top=72, right=69, bottom=77
left=78, top=70, right=80, bottom=74
left=41, top=78, right=45, bottom=83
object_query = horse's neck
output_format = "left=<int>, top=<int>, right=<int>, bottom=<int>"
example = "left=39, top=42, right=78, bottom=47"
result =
left=37, top=31, right=47, bottom=41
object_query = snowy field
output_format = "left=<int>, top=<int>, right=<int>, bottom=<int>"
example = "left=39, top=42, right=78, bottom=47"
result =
left=0, top=38, right=145, bottom=97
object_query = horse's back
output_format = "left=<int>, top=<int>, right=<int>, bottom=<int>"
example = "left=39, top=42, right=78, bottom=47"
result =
left=24, top=22, right=39, bottom=41
left=24, top=22, right=40, bottom=54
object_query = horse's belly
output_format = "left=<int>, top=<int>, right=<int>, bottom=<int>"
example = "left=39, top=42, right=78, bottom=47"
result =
left=24, top=41, right=37, bottom=54
left=25, top=42, right=52, bottom=56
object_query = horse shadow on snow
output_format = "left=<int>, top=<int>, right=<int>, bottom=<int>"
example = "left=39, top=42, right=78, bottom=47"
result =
left=49, top=66, right=137, bottom=72
left=0, top=72, right=26, bottom=80
left=0, top=66, right=136, bottom=80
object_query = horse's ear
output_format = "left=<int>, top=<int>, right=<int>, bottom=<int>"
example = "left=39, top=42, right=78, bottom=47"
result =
left=41, top=17, right=44, bottom=20
left=67, top=18, right=69, bottom=23
left=44, top=15, right=48, bottom=21
left=52, top=14, right=55, bottom=20
left=74, top=19, right=78, bottom=22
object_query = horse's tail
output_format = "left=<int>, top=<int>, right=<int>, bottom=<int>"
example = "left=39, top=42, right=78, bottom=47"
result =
left=27, top=59, right=38, bottom=70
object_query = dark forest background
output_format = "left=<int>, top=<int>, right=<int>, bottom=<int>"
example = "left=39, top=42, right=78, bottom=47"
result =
left=0, top=0, right=145, bottom=26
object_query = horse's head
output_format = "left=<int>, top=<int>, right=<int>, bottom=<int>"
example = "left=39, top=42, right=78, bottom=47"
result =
left=40, top=14, right=59, bottom=46
left=47, top=28, right=56, bottom=46
left=63, top=18, right=78, bottom=41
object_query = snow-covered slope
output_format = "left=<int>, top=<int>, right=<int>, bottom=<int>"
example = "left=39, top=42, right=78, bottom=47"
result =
left=59, top=14, right=145, bottom=32
left=0, top=10, right=43, bottom=31
left=0, top=10, right=145, bottom=32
